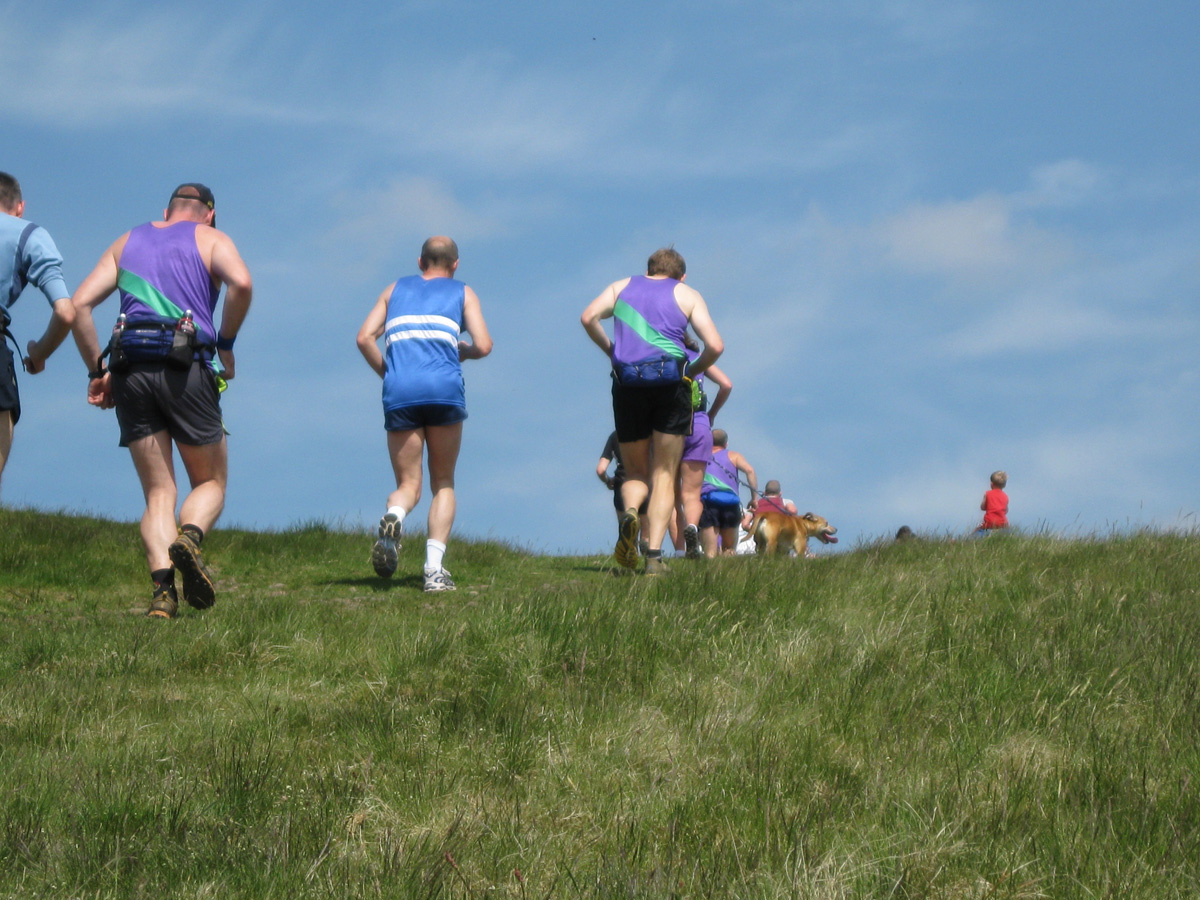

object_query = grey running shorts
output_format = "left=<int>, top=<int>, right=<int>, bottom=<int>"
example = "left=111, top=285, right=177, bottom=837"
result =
left=112, top=361, right=225, bottom=447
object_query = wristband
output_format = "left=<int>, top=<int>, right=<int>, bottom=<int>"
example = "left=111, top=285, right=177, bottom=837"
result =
left=216, top=333, right=236, bottom=351
left=88, top=368, right=107, bottom=380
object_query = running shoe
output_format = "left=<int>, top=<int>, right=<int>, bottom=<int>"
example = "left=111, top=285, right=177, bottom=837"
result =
left=423, top=567, right=456, bottom=592
left=146, top=585, right=179, bottom=619
left=168, top=533, right=216, bottom=609
left=371, top=513, right=402, bottom=578
left=683, top=524, right=703, bottom=559
left=614, top=508, right=639, bottom=569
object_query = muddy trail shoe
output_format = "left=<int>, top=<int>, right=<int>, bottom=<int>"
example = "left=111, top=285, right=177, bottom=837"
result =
left=645, top=555, right=668, bottom=576
left=372, top=513, right=402, bottom=578
left=147, top=585, right=179, bottom=619
left=683, top=524, right=703, bottom=559
left=168, top=533, right=216, bottom=609
left=424, top=567, right=456, bottom=592
left=614, top=508, right=640, bottom=569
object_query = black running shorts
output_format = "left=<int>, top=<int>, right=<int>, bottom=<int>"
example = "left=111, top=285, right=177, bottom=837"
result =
left=700, top=501, right=742, bottom=531
left=0, top=340, right=19, bottom=425
left=384, top=403, right=467, bottom=432
left=112, top=361, right=225, bottom=447
left=611, top=378, right=693, bottom=443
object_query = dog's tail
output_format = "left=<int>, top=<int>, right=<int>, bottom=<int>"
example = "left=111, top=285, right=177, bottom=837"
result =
left=749, top=513, right=767, bottom=537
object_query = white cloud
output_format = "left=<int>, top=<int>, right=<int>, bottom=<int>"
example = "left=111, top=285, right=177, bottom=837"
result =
left=878, top=193, right=1075, bottom=279
left=875, top=160, right=1119, bottom=283
left=1, top=4, right=902, bottom=182
left=319, top=178, right=511, bottom=274
left=939, top=289, right=1142, bottom=359
left=0, top=8, right=313, bottom=126
left=1018, top=159, right=1110, bottom=209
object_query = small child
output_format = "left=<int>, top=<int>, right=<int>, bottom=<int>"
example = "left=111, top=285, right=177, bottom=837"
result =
left=977, top=470, right=1009, bottom=533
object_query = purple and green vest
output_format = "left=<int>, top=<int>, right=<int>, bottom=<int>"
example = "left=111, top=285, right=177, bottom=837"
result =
left=611, top=276, right=687, bottom=367
left=117, top=222, right=218, bottom=343
left=703, top=448, right=741, bottom=507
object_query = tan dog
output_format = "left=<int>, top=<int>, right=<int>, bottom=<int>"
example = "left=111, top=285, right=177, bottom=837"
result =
left=750, top=511, right=838, bottom=557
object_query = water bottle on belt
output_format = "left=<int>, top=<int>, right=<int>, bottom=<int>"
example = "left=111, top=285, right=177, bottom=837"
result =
left=170, top=310, right=196, bottom=368
left=105, top=313, right=130, bottom=373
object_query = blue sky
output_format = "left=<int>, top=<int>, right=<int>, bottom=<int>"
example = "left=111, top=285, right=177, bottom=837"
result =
left=3, top=0, right=1198, bottom=555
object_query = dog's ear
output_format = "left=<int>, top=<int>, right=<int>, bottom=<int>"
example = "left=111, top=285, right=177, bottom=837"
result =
left=803, top=512, right=817, bottom=521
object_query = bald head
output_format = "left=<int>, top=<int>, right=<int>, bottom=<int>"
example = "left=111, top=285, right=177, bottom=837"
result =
left=420, top=236, right=459, bottom=274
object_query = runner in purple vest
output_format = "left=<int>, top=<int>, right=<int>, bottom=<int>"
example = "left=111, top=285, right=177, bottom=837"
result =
left=71, top=184, right=252, bottom=618
left=675, top=334, right=732, bottom=558
left=700, top=428, right=758, bottom=557
left=581, top=247, right=723, bottom=575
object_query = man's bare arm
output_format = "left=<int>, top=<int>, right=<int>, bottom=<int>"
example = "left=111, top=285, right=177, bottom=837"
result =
left=24, top=298, right=75, bottom=373
left=580, top=279, right=629, bottom=356
left=71, top=239, right=125, bottom=372
left=705, top=363, right=732, bottom=423
left=356, top=286, right=392, bottom=379
left=675, top=284, right=724, bottom=376
left=459, top=286, right=492, bottom=361
left=208, top=231, right=252, bottom=379
left=731, top=452, right=758, bottom=498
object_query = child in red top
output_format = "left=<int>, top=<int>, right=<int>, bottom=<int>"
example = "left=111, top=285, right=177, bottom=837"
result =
left=977, top=470, right=1009, bottom=531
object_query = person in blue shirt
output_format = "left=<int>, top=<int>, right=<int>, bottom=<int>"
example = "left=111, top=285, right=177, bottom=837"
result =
left=0, top=172, right=75, bottom=492
left=357, top=236, right=492, bottom=593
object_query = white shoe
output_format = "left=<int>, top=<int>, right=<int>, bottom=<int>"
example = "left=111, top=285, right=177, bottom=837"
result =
left=424, top=567, right=456, bottom=592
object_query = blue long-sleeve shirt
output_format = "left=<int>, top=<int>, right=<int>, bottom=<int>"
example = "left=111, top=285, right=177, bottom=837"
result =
left=2, top=211, right=70, bottom=318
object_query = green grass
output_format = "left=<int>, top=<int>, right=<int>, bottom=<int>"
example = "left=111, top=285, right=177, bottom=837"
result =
left=1, top=508, right=1198, bottom=898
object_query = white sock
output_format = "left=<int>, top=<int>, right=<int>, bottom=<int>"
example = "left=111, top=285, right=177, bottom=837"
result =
left=387, top=506, right=406, bottom=524
left=425, top=539, right=446, bottom=572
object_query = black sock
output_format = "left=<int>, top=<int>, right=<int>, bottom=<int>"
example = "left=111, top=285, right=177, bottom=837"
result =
left=180, top=524, right=204, bottom=545
left=151, top=568, right=174, bottom=592
left=645, top=549, right=662, bottom=559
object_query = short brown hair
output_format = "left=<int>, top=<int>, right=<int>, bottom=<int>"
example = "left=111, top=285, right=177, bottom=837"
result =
left=420, top=236, right=459, bottom=271
left=711, top=428, right=728, bottom=448
left=647, top=247, right=685, bottom=280
left=990, top=470, right=1008, bottom=489
left=0, top=172, right=21, bottom=212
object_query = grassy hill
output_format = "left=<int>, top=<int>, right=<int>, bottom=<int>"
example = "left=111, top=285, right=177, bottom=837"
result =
left=1, top=507, right=1198, bottom=899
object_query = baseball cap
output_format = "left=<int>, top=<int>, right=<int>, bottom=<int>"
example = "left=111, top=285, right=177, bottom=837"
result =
left=169, top=183, right=216, bottom=224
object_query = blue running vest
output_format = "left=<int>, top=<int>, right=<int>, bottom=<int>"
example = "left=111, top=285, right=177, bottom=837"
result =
left=382, top=275, right=466, bottom=411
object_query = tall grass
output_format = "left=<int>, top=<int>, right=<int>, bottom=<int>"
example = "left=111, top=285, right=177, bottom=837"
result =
left=1, top=508, right=1197, bottom=898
